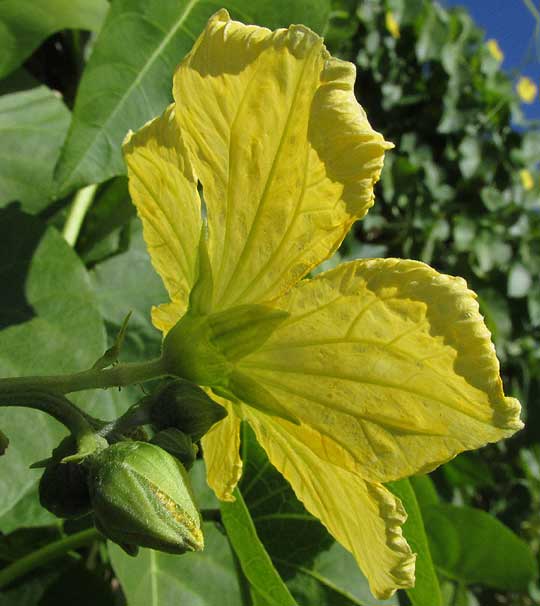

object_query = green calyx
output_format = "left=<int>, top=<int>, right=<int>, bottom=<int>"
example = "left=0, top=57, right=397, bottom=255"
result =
left=161, top=304, right=288, bottom=387
left=161, top=312, right=229, bottom=386
left=86, top=441, right=203, bottom=555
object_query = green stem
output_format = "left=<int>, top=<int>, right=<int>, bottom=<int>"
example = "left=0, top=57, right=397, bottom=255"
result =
left=0, top=528, right=100, bottom=589
left=0, top=391, right=105, bottom=458
left=0, top=357, right=167, bottom=396
left=62, top=184, right=98, bottom=247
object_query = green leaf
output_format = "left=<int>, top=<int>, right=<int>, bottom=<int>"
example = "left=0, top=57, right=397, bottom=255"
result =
left=0, top=0, right=108, bottom=79
left=109, top=527, right=241, bottom=605
left=508, top=263, right=532, bottom=299
left=387, top=479, right=442, bottom=606
left=282, top=543, right=395, bottom=606
left=0, top=486, right=58, bottom=534
left=0, top=68, right=39, bottom=96
left=480, top=186, right=508, bottom=212
left=441, top=452, right=495, bottom=490
left=415, top=4, right=447, bottom=62
left=0, top=208, right=121, bottom=518
left=109, top=461, right=241, bottom=606
left=458, top=137, right=481, bottom=179
left=221, top=488, right=298, bottom=606
left=408, top=475, right=439, bottom=509
left=53, top=0, right=331, bottom=195
left=240, top=425, right=395, bottom=606
left=423, top=504, right=538, bottom=591
left=0, top=87, right=70, bottom=213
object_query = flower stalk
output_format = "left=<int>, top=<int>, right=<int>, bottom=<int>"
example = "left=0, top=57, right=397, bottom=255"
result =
left=0, top=357, right=168, bottom=396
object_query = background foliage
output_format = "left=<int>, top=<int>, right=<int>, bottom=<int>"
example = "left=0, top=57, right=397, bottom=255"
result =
left=0, top=0, right=539, bottom=605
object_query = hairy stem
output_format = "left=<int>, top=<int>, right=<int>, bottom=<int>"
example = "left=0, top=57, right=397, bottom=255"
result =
left=0, top=391, right=106, bottom=457
left=0, top=357, right=168, bottom=396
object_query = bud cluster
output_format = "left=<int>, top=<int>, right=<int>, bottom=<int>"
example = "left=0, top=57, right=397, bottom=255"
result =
left=37, top=379, right=227, bottom=557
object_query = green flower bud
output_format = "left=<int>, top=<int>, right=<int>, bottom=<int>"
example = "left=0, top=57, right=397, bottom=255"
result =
left=39, top=437, right=91, bottom=519
left=150, top=428, right=198, bottom=470
left=150, top=379, right=226, bottom=441
left=87, top=441, right=203, bottom=555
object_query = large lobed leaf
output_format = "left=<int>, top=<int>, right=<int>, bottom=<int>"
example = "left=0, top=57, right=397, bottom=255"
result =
left=0, top=87, right=70, bottom=213
left=424, top=504, right=538, bottom=591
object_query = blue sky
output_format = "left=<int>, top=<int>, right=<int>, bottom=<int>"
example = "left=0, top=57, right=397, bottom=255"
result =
left=444, top=0, right=540, bottom=122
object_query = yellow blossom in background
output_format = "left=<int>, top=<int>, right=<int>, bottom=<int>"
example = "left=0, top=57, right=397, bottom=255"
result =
left=123, top=10, right=522, bottom=600
left=385, top=11, right=400, bottom=38
left=486, top=38, right=504, bottom=63
left=517, top=76, right=538, bottom=103
left=520, top=169, right=534, bottom=191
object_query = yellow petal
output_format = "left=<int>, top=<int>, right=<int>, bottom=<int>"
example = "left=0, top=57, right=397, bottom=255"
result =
left=123, top=104, right=201, bottom=327
left=244, top=408, right=415, bottom=599
left=519, top=168, right=534, bottom=191
left=233, top=259, right=522, bottom=482
left=517, top=76, right=538, bottom=104
left=151, top=300, right=186, bottom=335
left=201, top=396, right=243, bottom=501
left=486, top=39, right=503, bottom=63
left=385, top=12, right=400, bottom=39
left=173, top=9, right=391, bottom=311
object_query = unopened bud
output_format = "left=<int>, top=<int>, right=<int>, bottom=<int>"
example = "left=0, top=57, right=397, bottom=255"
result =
left=39, top=437, right=91, bottom=519
left=150, top=380, right=226, bottom=441
left=87, top=441, right=203, bottom=555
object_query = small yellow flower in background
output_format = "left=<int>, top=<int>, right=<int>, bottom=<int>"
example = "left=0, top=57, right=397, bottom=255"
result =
left=385, top=11, right=400, bottom=38
left=517, top=76, right=538, bottom=103
left=520, top=168, right=534, bottom=190
left=486, top=38, right=504, bottom=63
left=123, top=10, right=522, bottom=600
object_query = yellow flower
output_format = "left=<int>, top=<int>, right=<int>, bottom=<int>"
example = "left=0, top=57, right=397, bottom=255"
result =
left=517, top=76, right=538, bottom=103
left=123, top=10, right=522, bottom=599
left=385, top=11, right=400, bottom=39
left=520, top=168, right=534, bottom=191
left=486, top=39, right=503, bottom=63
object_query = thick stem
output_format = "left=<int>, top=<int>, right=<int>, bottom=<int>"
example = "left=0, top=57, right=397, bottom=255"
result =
left=0, top=528, right=100, bottom=589
left=0, top=391, right=105, bottom=457
left=0, top=357, right=167, bottom=396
